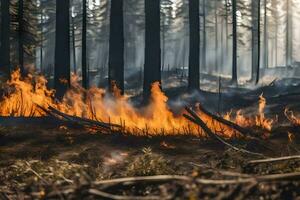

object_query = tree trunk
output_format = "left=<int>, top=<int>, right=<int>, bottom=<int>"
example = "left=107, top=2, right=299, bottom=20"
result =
left=40, top=12, right=43, bottom=73
left=263, top=0, right=268, bottom=68
left=109, top=0, right=124, bottom=94
left=214, top=0, right=218, bottom=73
left=231, top=0, right=237, bottom=84
left=275, top=10, right=278, bottom=67
left=82, top=0, right=88, bottom=89
left=0, top=0, right=11, bottom=76
left=220, top=18, right=224, bottom=71
left=202, top=0, right=206, bottom=72
left=225, top=0, right=229, bottom=60
left=188, top=0, right=200, bottom=90
left=71, top=16, right=76, bottom=74
left=18, top=0, right=25, bottom=75
left=161, top=13, right=165, bottom=72
left=54, top=0, right=70, bottom=99
left=285, top=0, right=292, bottom=67
left=143, top=0, right=161, bottom=100
left=251, top=0, right=260, bottom=84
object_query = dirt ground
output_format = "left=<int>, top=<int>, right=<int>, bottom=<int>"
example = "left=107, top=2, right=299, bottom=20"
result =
left=1, top=80, right=300, bottom=199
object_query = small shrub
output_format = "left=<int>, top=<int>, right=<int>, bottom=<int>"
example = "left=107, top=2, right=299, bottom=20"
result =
left=125, top=147, right=174, bottom=176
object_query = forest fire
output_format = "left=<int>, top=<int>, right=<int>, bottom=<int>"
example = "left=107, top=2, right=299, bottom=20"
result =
left=225, top=94, right=274, bottom=132
left=0, top=70, right=273, bottom=137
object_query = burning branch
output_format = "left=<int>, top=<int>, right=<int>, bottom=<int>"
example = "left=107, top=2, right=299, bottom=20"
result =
left=36, top=104, right=121, bottom=132
left=197, top=104, right=257, bottom=138
left=183, top=107, right=265, bottom=157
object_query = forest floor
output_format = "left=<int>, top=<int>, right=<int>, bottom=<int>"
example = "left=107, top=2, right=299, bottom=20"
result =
left=2, top=77, right=300, bottom=199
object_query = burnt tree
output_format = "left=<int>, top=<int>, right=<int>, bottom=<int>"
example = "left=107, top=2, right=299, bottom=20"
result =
left=18, top=0, right=25, bottom=75
left=108, top=0, right=124, bottom=94
left=71, top=15, right=76, bottom=74
left=286, top=0, right=292, bottom=67
left=263, top=0, right=268, bottom=69
left=251, top=0, right=260, bottom=83
left=202, top=0, right=206, bottom=72
left=82, top=0, right=88, bottom=89
left=0, top=0, right=11, bottom=76
left=188, top=0, right=200, bottom=90
left=143, top=0, right=161, bottom=100
left=231, top=0, right=237, bottom=84
left=54, top=0, right=70, bottom=99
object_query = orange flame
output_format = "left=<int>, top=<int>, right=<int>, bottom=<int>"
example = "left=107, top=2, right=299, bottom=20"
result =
left=225, top=94, right=274, bottom=133
left=255, top=94, right=273, bottom=131
left=284, top=108, right=300, bottom=126
left=0, top=70, right=272, bottom=137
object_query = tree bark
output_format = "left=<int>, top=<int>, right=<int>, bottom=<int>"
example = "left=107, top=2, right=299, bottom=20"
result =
left=214, top=0, right=218, bottom=73
left=71, top=16, right=76, bottom=74
left=231, top=0, right=237, bottom=84
left=225, top=0, right=229, bottom=60
left=0, top=0, right=11, bottom=76
left=285, top=0, right=292, bottom=67
left=263, top=0, right=268, bottom=69
left=82, top=0, right=88, bottom=89
left=202, top=0, right=206, bottom=72
left=251, top=0, right=260, bottom=84
left=143, top=0, right=161, bottom=100
left=275, top=8, right=278, bottom=67
left=188, top=0, right=200, bottom=90
left=161, top=13, right=165, bottom=72
left=40, top=12, right=43, bottom=73
left=108, top=0, right=124, bottom=94
left=18, top=0, right=25, bottom=75
left=54, top=0, right=70, bottom=99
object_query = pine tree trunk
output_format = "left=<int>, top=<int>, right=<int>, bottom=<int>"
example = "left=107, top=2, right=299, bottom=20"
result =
left=71, top=16, right=76, bottom=74
left=40, top=12, right=43, bottom=73
left=188, top=0, right=200, bottom=90
left=18, top=0, right=25, bottom=75
left=214, top=0, right=218, bottom=73
left=202, top=0, right=206, bottom=72
left=82, top=0, right=88, bottom=88
left=0, top=0, right=11, bottom=76
left=225, top=0, right=229, bottom=60
left=263, top=0, right=268, bottom=68
left=275, top=12, right=278, bottom=67
left=143, top=0, right=161, bottom=100
left=231, top=0, right=237, bottom=84
left=109, top=0, right=124, bottom=94
left=161, top=14, right=165, bottom=72
left=221, top=18, right=224, bottom=70
left=54, top=0, right=70, bottom=99
left=251, top=0, right=260, bottom=83
left=286, top=0, right=292, bottom=67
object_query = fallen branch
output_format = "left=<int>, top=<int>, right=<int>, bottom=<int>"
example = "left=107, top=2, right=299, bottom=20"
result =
left=94, top=171, right=300, bottom=187
left=36, top=104, right=121, bottom=132
left=94, top=175, right=192, bottom=186
left=184, top=107, right=265, bottom=157
left=197, top=104, right=257, bottom=138
left=248, top=155, right=300, bottom=165
left=189, top=162, right=251, bottom=178
left=48, top=106, right=120, bottom=130
left=89, top=188, right=169, bottom=200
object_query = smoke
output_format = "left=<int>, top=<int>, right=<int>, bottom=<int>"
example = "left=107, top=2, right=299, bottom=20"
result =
left=35, top=0, right=300, bottom=91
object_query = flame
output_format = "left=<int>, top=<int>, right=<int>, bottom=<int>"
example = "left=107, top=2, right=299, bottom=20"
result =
left=288, top=132, right=295, bottom=143
left=255, top=94, right=273, bottom=131
left=0, top=70, right=273, bottom=137
left=0, top=69, right=55, bottom=116
left=284, top=108, right=300, bottom=125
left=225, top=94, right=274, bottom=133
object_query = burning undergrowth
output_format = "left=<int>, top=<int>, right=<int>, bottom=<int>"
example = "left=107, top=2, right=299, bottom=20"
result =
left=0, top=70, right=276, bottom=137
